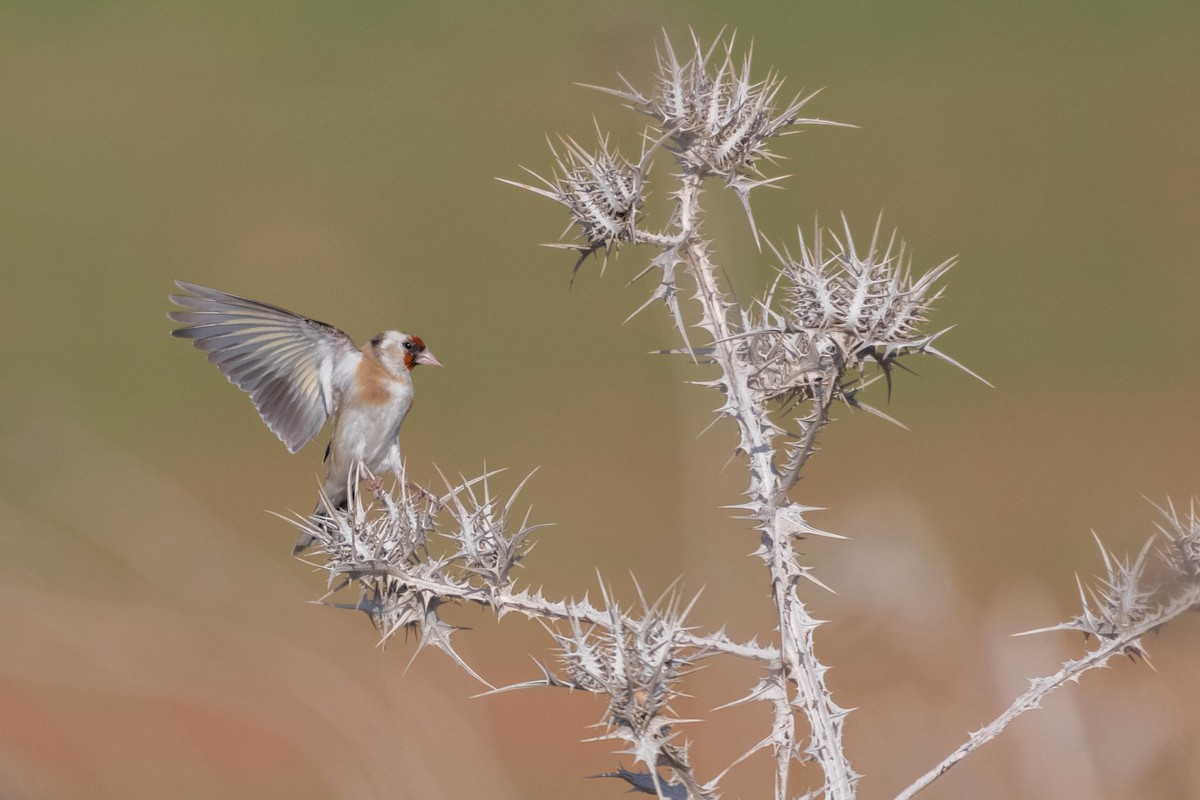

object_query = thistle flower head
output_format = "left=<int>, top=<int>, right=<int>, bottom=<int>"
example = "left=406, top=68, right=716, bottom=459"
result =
left=1021, top=534, right=1159, bottom=661
left=653, top=35, right=794, bottom=177
left=440, top=468, right=543, bottom=591
left=1151, top=497, right=1200, bottom=579
left=1073, top=535, right=1157, bottom=646
left=599, top=33, right=841, bottom=183
left=579, top=31, right=848, bottom=246
left=283, top=476, right=456, bottom=649
left=299, top=471, right=438, bottom=569
left=754, top=222, right=986, bottom=421
left=738, top=315, right=845, bottom=410
left=780, top=219, right=954, bottom=360
left=727, top=217, right=971, bottom=416
left=1020, top=502, right=1200, bottom=664
left=502, top=130, right=646, bottom=272
left=547, top=584, right=704, bottom=778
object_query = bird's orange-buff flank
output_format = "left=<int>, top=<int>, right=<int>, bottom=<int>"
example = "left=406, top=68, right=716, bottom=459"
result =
left=168, top=281, right=442, bottom=554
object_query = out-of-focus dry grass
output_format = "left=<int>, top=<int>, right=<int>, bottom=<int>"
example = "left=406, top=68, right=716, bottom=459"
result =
left=1, top=3, right=1199, bottom=798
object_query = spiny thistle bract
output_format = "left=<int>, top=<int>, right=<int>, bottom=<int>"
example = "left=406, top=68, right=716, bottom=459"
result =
left=1153, top=497, right=1200, bottom=580
left=1068, top=536, right=1157, bottom=657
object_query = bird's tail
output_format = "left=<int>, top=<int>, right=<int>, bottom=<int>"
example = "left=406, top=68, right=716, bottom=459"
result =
left=292, top=529, right=317, bottom=557
left=294, top=491, right=349, bottom=556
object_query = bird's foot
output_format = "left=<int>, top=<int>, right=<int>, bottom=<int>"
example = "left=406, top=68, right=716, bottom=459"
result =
left=404, top=480, right=436, bottom=503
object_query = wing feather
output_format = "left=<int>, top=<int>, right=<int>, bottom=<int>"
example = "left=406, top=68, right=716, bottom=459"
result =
left=168, top=281, right=359, bottom=453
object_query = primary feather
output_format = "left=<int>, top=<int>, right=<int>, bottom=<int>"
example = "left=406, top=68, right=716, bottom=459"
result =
left=168, top=281, right=361, bottom=453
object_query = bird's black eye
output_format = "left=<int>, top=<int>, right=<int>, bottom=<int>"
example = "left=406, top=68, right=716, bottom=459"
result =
left=403, top=341, right=418, bottom=353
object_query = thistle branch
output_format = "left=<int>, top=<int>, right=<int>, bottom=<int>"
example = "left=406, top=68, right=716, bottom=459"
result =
left=895, top=515, right=1200, bottom=800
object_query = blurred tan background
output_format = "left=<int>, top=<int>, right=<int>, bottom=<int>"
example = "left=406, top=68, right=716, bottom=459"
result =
left=2, top=2, right=1199, bottom=798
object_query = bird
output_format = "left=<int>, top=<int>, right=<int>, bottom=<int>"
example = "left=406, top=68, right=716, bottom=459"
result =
left=168, top=281, right=443, bottom=553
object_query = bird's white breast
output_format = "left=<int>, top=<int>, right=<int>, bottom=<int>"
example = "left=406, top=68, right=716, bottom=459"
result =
left=333, top=364, right=413, bottom=472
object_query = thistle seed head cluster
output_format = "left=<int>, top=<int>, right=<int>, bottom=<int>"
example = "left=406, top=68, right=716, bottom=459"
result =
left=286, top=470, right=541, bottom=662
left=544, top=586, right=709, bottom=798
left=289, top=457, right=784, bottom=795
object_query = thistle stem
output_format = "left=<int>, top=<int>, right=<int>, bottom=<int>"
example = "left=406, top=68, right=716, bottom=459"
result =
left=673, top=168, right=857, bottom=800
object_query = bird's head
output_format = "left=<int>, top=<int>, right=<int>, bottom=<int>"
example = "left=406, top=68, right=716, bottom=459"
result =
left=371, top=331, right=443, bottom=374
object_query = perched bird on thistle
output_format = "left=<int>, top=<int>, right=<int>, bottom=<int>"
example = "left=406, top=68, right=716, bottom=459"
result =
left=168, top=281, right=442, bottom=553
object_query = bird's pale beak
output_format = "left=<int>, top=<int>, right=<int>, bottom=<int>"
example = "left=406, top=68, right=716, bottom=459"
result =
left=415, top=349, right=444, bottom=368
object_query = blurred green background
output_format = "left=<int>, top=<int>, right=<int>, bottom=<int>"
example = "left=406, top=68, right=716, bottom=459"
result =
left=2, top=2, right=1198, bottom=798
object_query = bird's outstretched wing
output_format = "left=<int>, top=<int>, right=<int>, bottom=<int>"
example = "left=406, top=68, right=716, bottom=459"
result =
left=169, top=281, right=360, bottom=453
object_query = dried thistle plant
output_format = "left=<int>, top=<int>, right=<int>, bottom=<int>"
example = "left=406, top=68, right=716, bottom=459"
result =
left=291, top=31, right=1199, bottom=800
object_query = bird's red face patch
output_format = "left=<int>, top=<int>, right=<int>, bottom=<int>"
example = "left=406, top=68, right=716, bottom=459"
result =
left=402, top=335, right=426, bottom=371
